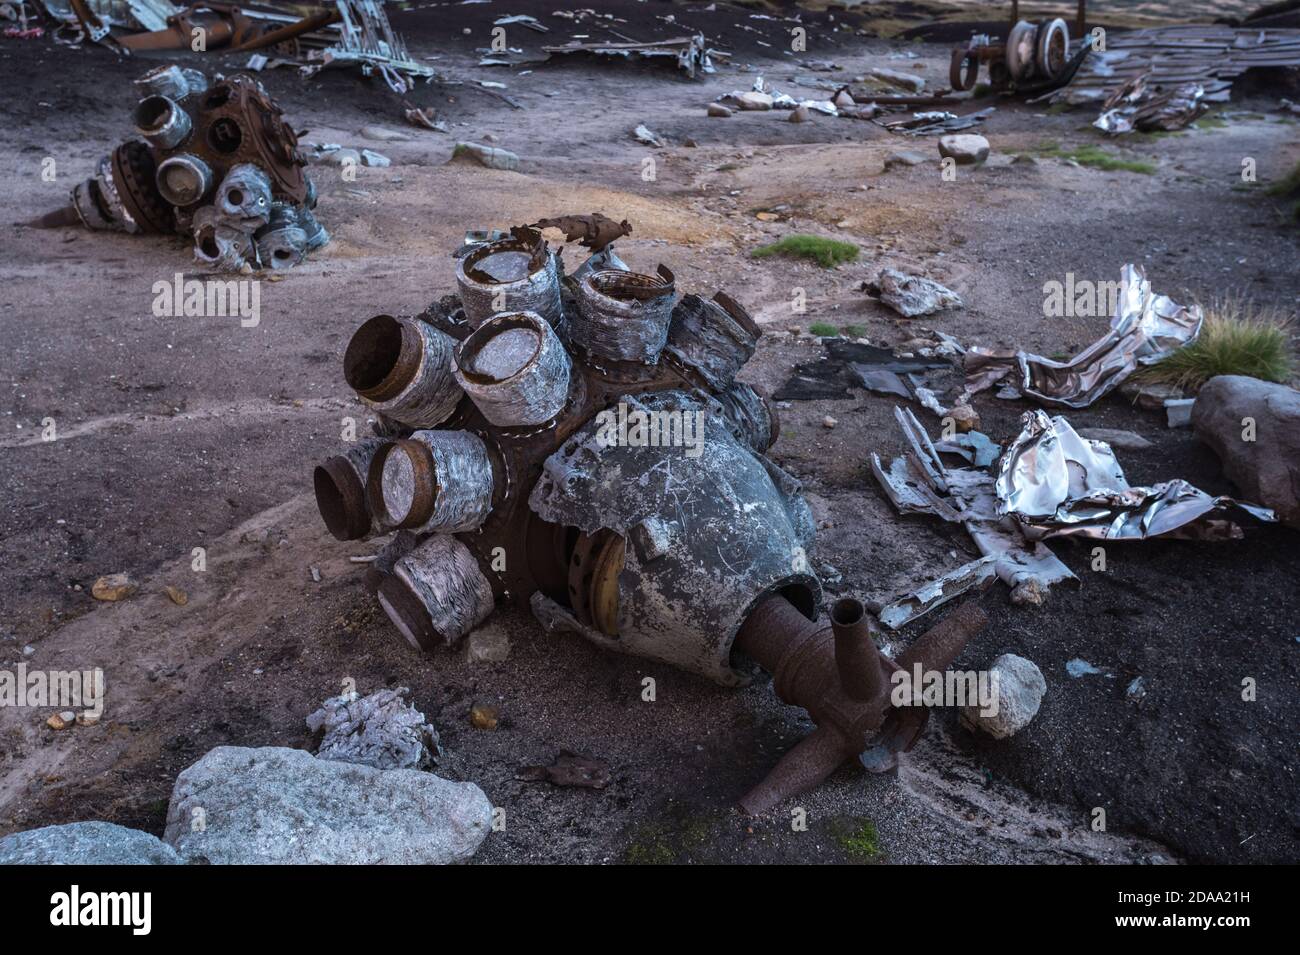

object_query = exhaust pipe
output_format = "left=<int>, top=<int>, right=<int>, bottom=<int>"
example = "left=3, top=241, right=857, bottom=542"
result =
left=377, top=534, right=495, bottom=651
left=155, top=154, right=213, bottom=207
left=313, top=437, right=387, bottom=541
left=572, top=266, right=676, bottom=363
left=453, top=311, right=572, bottom=427
left=134, top=95, right=192, bottom=149
left=344, top=315, right=463, bottom=429
left=455, top=231, right=563, bottom=331
left=366, top=429, right=494, bottom=534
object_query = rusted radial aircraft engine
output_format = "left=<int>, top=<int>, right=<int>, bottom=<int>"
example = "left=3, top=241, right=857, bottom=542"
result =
left=312, top=225, right=987, bottom=811
left=47, top=65, right=325, bottom=272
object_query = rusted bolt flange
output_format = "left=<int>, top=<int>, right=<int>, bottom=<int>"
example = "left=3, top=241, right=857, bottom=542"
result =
left=344, top=314, right=463, bottom=429
left=453, top=311, right=572, bottom=427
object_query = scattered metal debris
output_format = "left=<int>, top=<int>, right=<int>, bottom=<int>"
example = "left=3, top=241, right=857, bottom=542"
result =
left=950, top=6, right=1088, bottom=95
left=312, top=219, right=990, bottom=811
left=873, top=407, right=1079, bottom=605
left=306, top=687, right=441, bottom=771
left=997, top=411, right=1275, bottom=541
left=1095, top=75, right=1209, bottom=135
left=1050, top=23, right=1300, bottom=106
left=540, top=33, right=723, bottom=79
left=963, top=264, right=1202, bottom=409
left=867, top=268, right=963, bottom=318
left=774, top=339, right=951, bottom=403
left=36, top=67, right=325, bottom=273
left=878, top=555, right=998, bottom=630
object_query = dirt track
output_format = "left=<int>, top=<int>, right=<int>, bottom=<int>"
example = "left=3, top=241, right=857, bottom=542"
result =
left=1, top=2, right=1298, bottom=863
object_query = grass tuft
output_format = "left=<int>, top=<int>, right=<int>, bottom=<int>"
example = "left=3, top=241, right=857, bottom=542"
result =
left=833, top=818, right=883, bottom=862
left=1134, top=298, right=1295, bottom=392
left=808, top=321, right=840, bottom=337
left=1034, top=141, right=1156, bottom=174
left=752, top=234, right=860, bottom=268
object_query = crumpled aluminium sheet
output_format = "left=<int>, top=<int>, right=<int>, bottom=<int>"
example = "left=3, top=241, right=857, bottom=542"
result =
left=719, top=76, right=839, bottom=116
left=964, top=263, right=1203, bottom=408
left=871, top=407, right=1078, bottom=614
left=996, top=411, right=1275, bottom=540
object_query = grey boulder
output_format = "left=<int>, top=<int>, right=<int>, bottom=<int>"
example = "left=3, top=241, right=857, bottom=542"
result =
left=938, top=134, right=990, bottom=166
left=0, top=822, right=181, bottom=865
left=164, top=746, right=492, bottom=864
left=1192, top=375, right=1300, bottom=528
left=960, top=654, right=1046, bottom=740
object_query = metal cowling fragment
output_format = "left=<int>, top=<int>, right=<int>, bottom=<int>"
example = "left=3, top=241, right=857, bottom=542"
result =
left=134, top=95, right=192, bottom=150
left=664, top=291, right=759, bottom=390
left=366, top=429, right=494, bottom=534
left=453, top=311, right=572, bottom=427
left=377, top=535, right=495, bottom=651
left=572, top=267, right=676, bottom=364
left=313, top=437, right=387, bottom=541
left=134, top=65, right=207, bottom=101
left=344, top=315, right=463, bottom=429
left=455, top=230, right=564, bottom=331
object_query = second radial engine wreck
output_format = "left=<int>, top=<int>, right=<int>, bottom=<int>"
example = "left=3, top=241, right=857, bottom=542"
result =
left=312, top=218, right=988, bottom=812
left=38, top=64, right=326, bottom=272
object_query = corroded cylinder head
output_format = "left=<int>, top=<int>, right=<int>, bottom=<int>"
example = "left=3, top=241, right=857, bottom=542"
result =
left=156, top=154, right=213, bottom=207
left=455, top=234, right=564, bottom=331
left=366, top=429, right=494, bottom=534
left=378, top=535, right=495, bottom=651
left=192, top=205, right=252, bottom=270
left=665, top=291, right=759, bottom=390
left=572, top=267, right=676, bottom=363
left=134, top=95, right=192, bottom=150
left=216, top=163, right=272, bottom=226
left=453, top=311, right=572, bottom=427
left=344, top=315, right=463, bottom=429
left=313, top=437, right=387, bottom=541
left=255, top=203, right=308, bottom=270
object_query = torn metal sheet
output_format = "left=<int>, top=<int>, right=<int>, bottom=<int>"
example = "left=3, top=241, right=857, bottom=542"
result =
left=872, top=407, right=1078, bottom=604
left=878, top=555, right=998, bottom=630
left=963, top=264, right=1202, bottom=409
left=867, top=268, right=963, bottom=318
left=719, top=76, right=838, bottom=116
left=882, top=107, right=995, bottom=136
left=1095, top=77, right=1208, bottom=135
left=308, top=0, right=435, bottom=93
left=995, top=411, right=1275, bottom=540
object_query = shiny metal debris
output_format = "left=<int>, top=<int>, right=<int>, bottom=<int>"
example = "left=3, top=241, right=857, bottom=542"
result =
left=963, top=264, right=1202, bottom=409
left=996, top=411, right=1276, bottom=541
left=872, top=407, right=1079, bottom=605
left=314, top=218, right=990, bottom=811
left=1094, top=76, right=1208, bottom=135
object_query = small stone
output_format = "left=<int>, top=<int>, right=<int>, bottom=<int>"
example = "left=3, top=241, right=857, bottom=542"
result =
left=833, top=89, right=855, bottom=107
left=22, top=645, right=36, bottom=658
left=736, top=91, right=774, bottom=111
left=310, top=566, right=322, bottom=583
left=883, top=150, right=927, bottom=170
left=1012, top=153, right=1038, bottom=165
left=359, top=124, right=412, bottom=142
left=46, top=712, right=72, bottom=731
left=464, top=624, right=511, bottom=664
left=789, top=105, right=811, bottom=123
left=75, top=713, right=100, bottom=727
left=450, top=142, right=520, bottom=171
left=164, top=585, right=188, bottom=606
left=1066, top=658, right=1103, bottom=678
left=870, top=67, right=925, bottom=93
left=359, top=149, right=391, bottom=168
left=469, top=703, right=500, bottom=730
left=92, top=573, right=138, bottom=602
left=1165, top=398, right=1195, bottom=428
left=1126, top=676, right=1148, bottom=703
left=822, top=415, right=837, bottom=429
left=707, top=103, right=733, bottom=117
left=938, top=134, right=990, bottom=166
left=321, top=147, right=361, bottom=167
left=948, top=404, right=980, bottom=433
